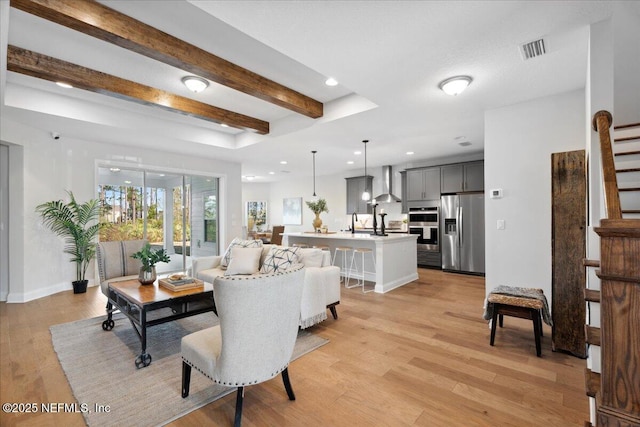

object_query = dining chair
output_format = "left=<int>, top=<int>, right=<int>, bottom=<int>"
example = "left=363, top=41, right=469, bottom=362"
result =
left=181, top=264, right=305, bottom=427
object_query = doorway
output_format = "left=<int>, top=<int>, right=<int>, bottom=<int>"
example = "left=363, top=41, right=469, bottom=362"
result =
left=97, top=166, right=219, bottom=274
left=0, top=144, right=8, bottom=301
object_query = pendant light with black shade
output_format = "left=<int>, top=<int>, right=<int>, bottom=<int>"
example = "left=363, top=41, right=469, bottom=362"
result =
left=361, top=140, right=371, bottom=201
left=311, top=150, right=318, bottom=200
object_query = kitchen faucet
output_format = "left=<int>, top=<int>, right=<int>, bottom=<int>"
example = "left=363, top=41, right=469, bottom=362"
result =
left=351, top=212, right=358, bottom=234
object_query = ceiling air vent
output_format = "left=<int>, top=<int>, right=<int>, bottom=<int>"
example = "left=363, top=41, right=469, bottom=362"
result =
left=520, top=38, right=546, bottom=60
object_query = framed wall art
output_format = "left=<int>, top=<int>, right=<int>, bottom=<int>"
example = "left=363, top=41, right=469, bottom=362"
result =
left=246, top=201, right=267, bottom=231
left=282, top=197, right=302, bottom=225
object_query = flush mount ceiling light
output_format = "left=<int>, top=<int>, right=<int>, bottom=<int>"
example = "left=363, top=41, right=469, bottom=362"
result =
left=438, top=75, right=472, bottom=96
left=181, top=76, right=209, bottom=93
left=325, top=77, right=338, bottom=86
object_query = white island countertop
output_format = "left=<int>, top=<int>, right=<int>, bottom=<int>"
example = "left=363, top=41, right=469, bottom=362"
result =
left=284, top=231, right=414, bottom=241
left=284, top=232, right=418, bottom=293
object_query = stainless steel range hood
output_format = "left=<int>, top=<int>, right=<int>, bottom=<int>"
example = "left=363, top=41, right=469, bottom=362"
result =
left=374, top=165, right=402, bottom=203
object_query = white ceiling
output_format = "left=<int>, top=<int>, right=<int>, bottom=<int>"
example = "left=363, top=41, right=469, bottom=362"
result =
left=0, top=0, right=630, bottom=182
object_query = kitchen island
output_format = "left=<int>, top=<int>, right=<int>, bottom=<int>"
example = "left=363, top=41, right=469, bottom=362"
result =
left=284, top=232, right=418, bottom=293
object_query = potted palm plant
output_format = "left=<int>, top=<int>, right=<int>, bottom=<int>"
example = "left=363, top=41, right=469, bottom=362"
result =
left=36, top=191, right=103, bottom=293
left=131, top=243, right=170, bottom=284
left=306, top=198, right=329, bottom=231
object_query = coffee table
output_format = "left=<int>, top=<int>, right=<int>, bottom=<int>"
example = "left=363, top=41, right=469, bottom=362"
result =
left=102, top=278, right=216, bottom=368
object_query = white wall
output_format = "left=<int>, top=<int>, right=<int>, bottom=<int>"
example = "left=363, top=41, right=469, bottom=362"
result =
left=484, top=89, right=586, bottom=305
left=1, top=118, right=242, bottom=302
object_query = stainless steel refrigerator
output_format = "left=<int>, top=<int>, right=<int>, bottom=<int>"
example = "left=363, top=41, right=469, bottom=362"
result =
left=441, top=194, right=485, bottom=274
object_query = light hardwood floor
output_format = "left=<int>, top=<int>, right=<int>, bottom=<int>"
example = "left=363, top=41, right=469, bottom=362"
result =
left=0, top=269, right=589, bottom=426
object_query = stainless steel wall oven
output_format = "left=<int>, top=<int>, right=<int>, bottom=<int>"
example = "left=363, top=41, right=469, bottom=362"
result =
left=409, top=206, right=439, bottom=252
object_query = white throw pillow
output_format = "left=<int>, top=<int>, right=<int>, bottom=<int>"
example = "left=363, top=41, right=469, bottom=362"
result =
left=220, top=237, right=263, bottom=269
left=298, top=248, right=324, bottom=268
left=260, top=246, right=300, bottom=273
left=224, top=247, right=263, bottom=276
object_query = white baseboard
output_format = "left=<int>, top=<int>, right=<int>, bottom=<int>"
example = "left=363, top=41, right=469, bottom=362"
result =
left=5, top=280, right=96, bottom=303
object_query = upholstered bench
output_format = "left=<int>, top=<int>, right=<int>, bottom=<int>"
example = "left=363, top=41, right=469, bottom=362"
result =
left=486, top=287, right=550, bottom=357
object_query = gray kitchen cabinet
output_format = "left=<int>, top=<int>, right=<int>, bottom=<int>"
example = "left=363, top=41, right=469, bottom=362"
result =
left=346, top=176, right=373, bottom=214
left=441, top=161, right=484, bottom=193
left=406, top=167, right=440, bottom=201
left=400, top=171, right=408, bottom=213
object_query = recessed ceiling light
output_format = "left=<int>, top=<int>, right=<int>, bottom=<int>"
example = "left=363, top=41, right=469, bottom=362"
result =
left=268, top=171, right=275, bottom=175
left=438, top=75, right=472, bottom=96
left=280, top=160, right=287, bottom=165
left=181, top=76, right=209, bottom=93
left=354, top=151, right=362, bottom=155
left=109, top=167, right=121, bottom=172
left=56, top=82, right=73, bottom=89
left=245, top=176, right=255, bottom=181
left=347, top=161, right=354, bottom=165
left=325, top=77, right=338, bottom=86
left=406, top=151, right=414, bottom=155
left=220, top=123, right=229, bottom=128
left=454, top=136, right=466, bottom=141
left=124, top=180, right=132, bottom=184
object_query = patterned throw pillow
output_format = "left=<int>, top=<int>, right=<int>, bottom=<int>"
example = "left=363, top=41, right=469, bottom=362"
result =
left=220, top=238, right=263, bottom=269
left=260, top=246, right=301, bottom=273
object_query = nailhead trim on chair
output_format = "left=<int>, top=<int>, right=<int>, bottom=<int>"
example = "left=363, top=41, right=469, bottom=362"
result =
left=182, top=359, right=291, bottom=387
left=223, top=264, right=304, bottom=281
left=182, top=358, right=214, bottom=381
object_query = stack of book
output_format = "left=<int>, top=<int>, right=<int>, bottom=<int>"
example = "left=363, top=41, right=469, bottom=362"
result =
left=158, top=276, right=203, bottom=291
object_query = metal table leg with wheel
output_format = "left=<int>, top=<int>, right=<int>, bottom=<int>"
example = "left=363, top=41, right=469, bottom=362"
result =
left=101, top=301, right=115, bottom=331
left=133, top=308, right=152, bottom=368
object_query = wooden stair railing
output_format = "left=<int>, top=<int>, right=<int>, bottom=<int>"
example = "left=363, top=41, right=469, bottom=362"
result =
left=592, top=111, right=622, bottom=219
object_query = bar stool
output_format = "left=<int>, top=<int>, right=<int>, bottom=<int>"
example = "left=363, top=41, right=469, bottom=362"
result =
left=331, top=246, right=352, bottom=284
left=346, top=247, right=376, bottom=293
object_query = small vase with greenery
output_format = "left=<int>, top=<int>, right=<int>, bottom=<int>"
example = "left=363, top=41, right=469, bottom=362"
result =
left=306, top=198, right=329, bottom=231
left=131, top=243, right=171, bottom=284
left=36, top=191, right=103, bottom=294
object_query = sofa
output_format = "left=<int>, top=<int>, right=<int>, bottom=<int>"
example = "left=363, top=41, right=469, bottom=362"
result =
left=190, top=240, right=340, bottom=329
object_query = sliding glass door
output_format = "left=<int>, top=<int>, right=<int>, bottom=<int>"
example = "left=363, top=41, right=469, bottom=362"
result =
left=97, top=167, right=218, bottom=273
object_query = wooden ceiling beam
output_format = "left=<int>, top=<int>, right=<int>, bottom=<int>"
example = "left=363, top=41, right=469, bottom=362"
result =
left=7, top=45, right=270, bottom=134
left=10, top=0, right=324, bottom=119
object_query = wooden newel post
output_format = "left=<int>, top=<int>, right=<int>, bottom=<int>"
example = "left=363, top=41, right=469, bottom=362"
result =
left=592, top=110, right=622, bottom=219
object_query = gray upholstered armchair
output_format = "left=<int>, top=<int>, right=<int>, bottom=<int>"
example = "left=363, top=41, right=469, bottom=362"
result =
left=95, top=239, right=147, bottom=313
left=181, top=264, right=305, bottom=427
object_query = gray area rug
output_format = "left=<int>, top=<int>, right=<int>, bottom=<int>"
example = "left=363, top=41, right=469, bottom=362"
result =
left=50, top=312, right=328, bottom=426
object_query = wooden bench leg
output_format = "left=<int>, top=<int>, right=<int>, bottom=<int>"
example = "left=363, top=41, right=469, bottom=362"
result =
left=532, top=309, right=542, bottom=357
left=490, top=305, right=499, bottom=346
left=489, top=303, right=543, bottom=357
